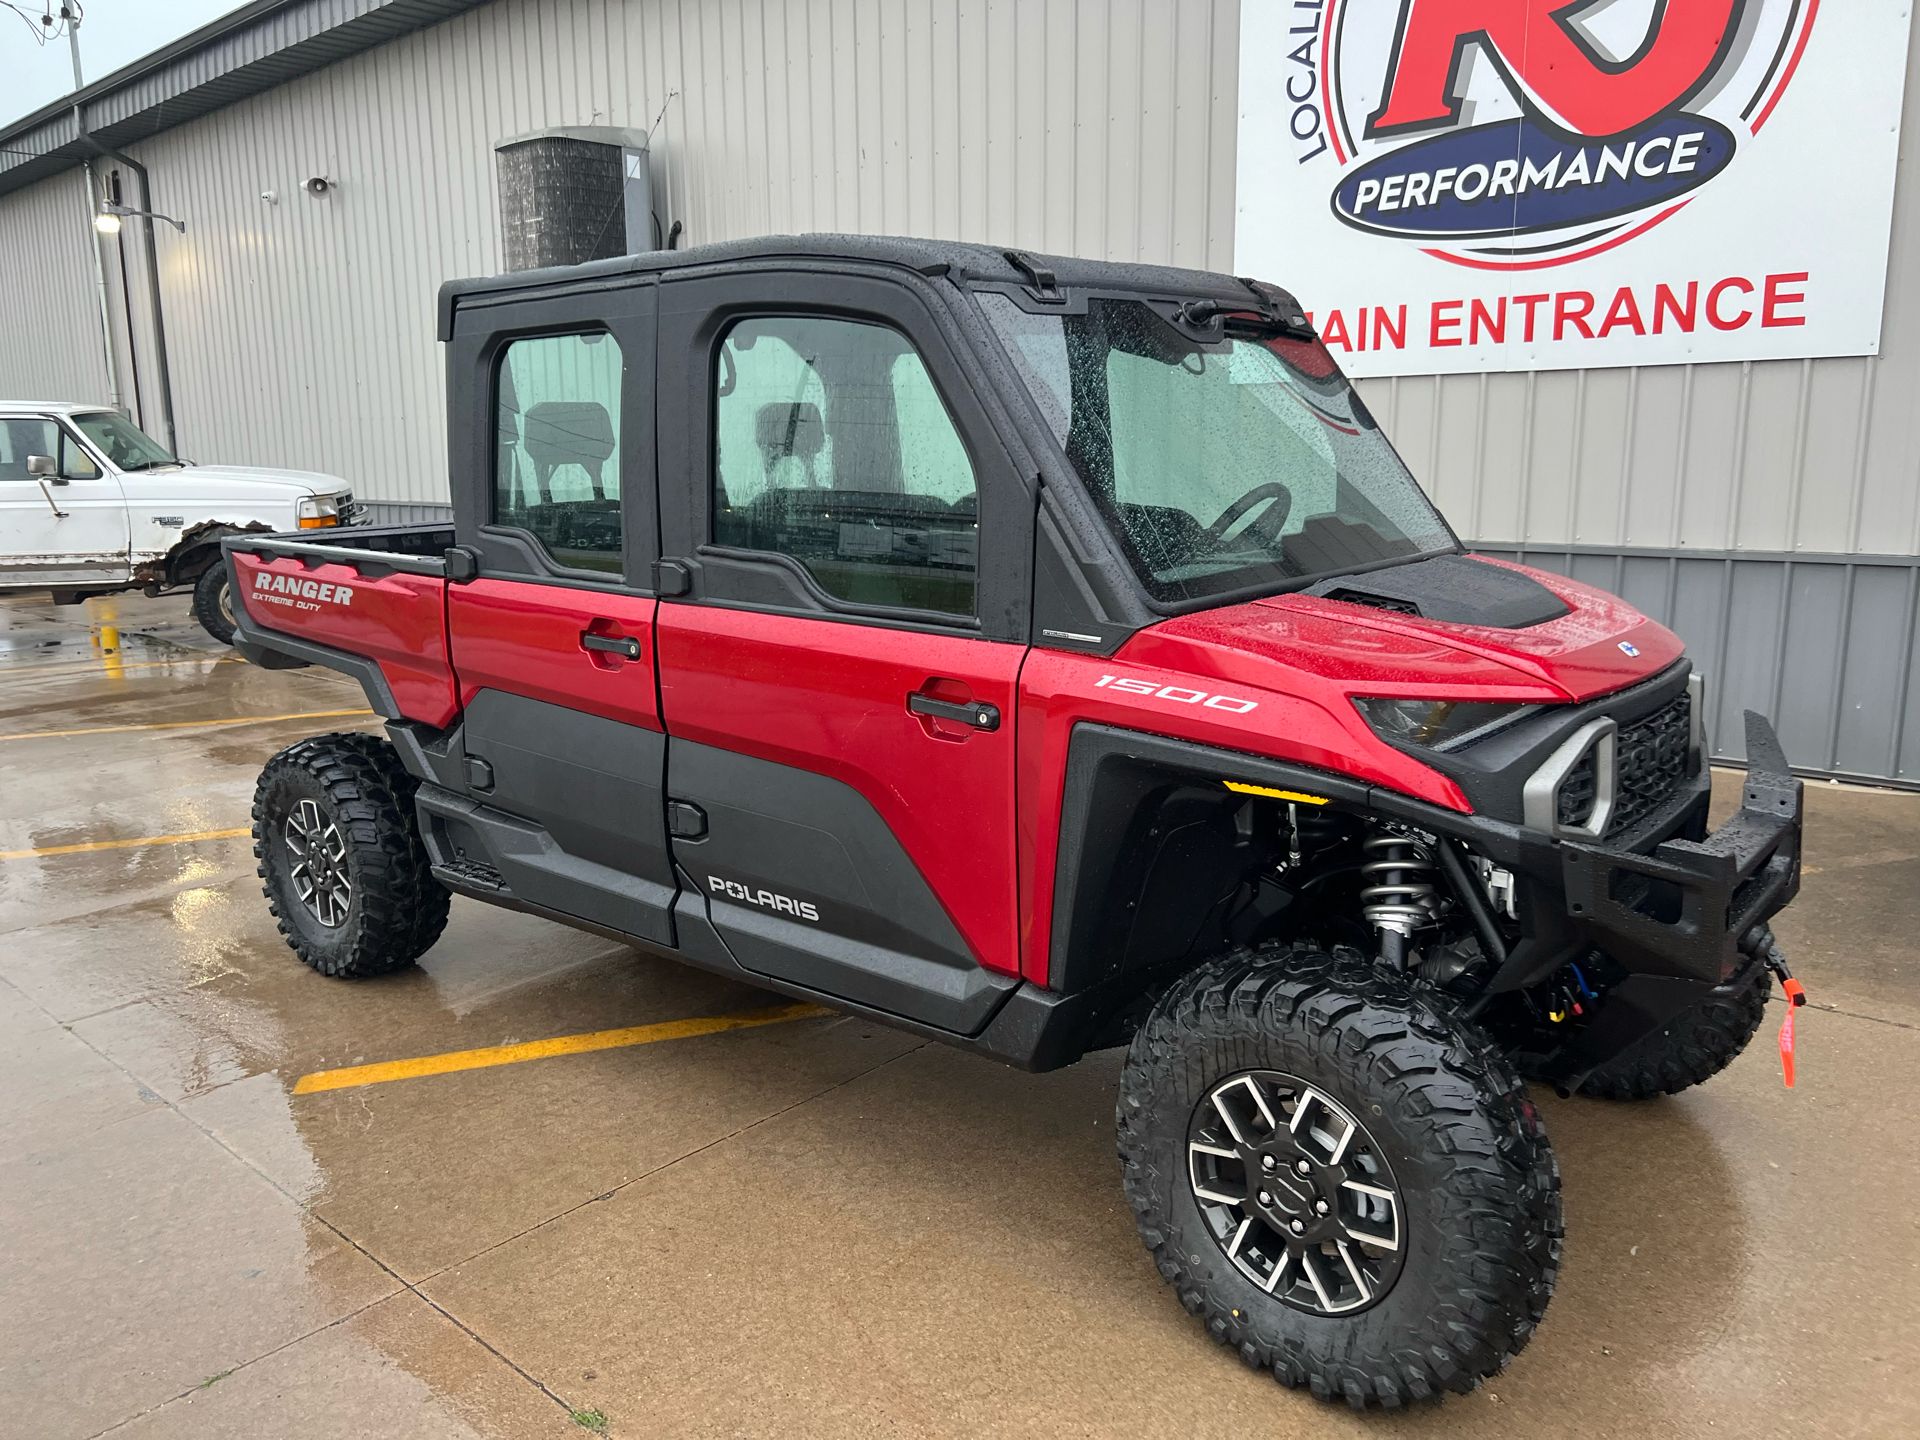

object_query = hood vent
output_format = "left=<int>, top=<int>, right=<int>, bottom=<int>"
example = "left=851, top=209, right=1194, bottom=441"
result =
left=1320, top=588, right=1420, bottom=617
left=1300, top=554, right=1571, bottom=629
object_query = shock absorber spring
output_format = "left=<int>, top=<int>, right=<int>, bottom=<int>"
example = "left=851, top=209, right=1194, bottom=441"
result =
left=1360, top=833, right=1441, bottom=939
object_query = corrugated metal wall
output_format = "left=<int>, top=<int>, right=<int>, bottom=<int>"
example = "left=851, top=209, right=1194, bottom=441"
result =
left=0, top=168, right=112, bottom=402
left=0, top=0, right=1916, bottom=783
left=1356, top=344, right=1920, bottom=558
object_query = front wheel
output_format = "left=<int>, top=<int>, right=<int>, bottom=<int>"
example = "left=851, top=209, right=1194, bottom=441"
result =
left=193, top=562, right=237, bottom=645
left=1566, top=937, right=1774, bottom=1100
left=1117, top=945, right=1562, bottom=1408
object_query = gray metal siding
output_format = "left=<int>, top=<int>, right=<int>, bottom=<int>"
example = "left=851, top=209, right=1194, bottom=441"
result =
left=0, top=171, right=112, bottom=402
left=1355, top=349, right=1920, bottom=558
left=0, top=3, right=490, bottom=181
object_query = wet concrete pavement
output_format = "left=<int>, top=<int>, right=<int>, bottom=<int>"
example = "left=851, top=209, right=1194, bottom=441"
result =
left=2, top=591, right=1915, bottom=1439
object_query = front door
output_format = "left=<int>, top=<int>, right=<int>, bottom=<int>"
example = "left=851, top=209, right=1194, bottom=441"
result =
left=654, top=267, right=1037, bottom=1034
left=440, top=283, right=677, bottom=947
left=0, top=417, right=128, bottom=584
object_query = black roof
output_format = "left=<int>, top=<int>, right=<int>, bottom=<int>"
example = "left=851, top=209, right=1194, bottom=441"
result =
left=437, top=233, right=1280, bottom=339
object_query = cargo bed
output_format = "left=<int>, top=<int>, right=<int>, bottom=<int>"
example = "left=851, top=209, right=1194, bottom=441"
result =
left=222, top=525, right=464, bottom=726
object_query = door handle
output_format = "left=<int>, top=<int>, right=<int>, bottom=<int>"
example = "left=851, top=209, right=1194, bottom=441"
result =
left=908, top=691, right=1000, bottom=732
left=581, top=631, right=642, bottom=661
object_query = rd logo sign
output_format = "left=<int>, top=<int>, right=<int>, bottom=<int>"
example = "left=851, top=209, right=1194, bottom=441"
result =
left=1323, top=0, right=1807, bottom=268
left=1236, top=1, right=1911, bottom=375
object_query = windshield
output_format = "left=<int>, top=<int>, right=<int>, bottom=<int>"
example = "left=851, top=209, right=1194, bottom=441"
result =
left=979, top=294, right=1455, bottom=603
left=71, top=411, right=179, bottom=472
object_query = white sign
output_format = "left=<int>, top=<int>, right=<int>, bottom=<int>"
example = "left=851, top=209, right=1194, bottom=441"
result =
left=1235, top=1, right=1913, bottom=376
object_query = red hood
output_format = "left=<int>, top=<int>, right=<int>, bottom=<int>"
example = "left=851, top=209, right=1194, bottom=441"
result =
left=1249, top=559, right=1681, bottom=701
left=1101, top=558, right=1684, bottom=810
left=1126, top=558, right=1681, bottom=706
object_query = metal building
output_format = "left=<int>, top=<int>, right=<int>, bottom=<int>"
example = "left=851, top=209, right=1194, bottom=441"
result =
left=0, top=0, right=1915, bottom=785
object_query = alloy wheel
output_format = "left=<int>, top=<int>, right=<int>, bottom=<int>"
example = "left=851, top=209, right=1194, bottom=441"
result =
left=284, top=797, right=352, bottom=927
left=1186, top=1070, right=1405, bottom=1315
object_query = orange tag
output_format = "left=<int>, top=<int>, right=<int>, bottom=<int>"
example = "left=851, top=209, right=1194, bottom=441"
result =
left=1777, top=977, right=1807, bottom=1088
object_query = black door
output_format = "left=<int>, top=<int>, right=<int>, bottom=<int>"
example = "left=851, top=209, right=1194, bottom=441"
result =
left=650, top=263, right=1039, bottom=1032
left=430, top=279, right=678, bottom=947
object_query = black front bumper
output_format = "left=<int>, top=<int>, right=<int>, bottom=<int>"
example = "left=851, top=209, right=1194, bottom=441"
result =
left=1492, top=710, right=1800, bottom=1088
left=1365, top=708, right=1801, bottom=981
left=1361, top=708, right=1801, bottom=1087
left=1558, top=710, right=1802, bottom=987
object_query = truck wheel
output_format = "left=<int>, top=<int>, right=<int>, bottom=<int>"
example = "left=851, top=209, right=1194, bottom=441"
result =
left=193, top=563, right=237, bottom=645
left=1570, top=938, right=1774, bottom=1101
left=1117, top=944, right=1561, bottom=1408
left=252, top=733, right=451, bottom=977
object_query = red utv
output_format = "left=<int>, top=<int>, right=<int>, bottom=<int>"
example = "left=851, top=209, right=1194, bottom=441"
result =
left=226, top=237, right=1802, bottom=1407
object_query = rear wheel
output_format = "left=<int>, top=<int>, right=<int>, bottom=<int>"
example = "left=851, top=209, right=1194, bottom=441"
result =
left=1117, top=945, right=1561, bottom=1408
left=193, top=562, right=236, bottom=645
left=253, top=733, right=450, bottom=977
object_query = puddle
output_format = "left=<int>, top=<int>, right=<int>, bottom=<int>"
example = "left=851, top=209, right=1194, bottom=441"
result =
left=0, top=630, right=203, bottom=661
left=1, top=594, right=216, bottom=670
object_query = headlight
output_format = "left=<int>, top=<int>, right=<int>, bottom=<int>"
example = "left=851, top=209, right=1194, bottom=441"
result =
left=1354, top=697, right=1531, bottom=750
left=296, top=493, right=341, bottom=529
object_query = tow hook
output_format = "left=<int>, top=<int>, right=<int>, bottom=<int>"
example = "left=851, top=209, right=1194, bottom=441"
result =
left=1760, top=946, right=1808, bottom=1088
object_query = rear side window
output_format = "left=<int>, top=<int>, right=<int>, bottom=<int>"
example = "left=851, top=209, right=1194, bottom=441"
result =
left=494, top=332, right=624, bottom=574
left=712, top=316, right=978, bottom=617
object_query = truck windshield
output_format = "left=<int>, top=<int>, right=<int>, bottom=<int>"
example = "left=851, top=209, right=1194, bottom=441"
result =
left=71, top=411, right=180, bottom=472
left=979, top=294, right=1455, bottom=603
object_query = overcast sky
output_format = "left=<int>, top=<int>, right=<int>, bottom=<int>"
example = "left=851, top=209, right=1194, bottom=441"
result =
left=0, top=0, right=246, bottom=127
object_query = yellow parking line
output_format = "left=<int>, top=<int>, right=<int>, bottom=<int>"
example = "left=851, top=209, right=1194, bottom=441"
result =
left=292, top=1002, right=833, bottom=1094
left=0, top=653, right=243, bottom=678
left=0, top=708, right=374, bottom=743
left=0, top=826, right=253, bottom=861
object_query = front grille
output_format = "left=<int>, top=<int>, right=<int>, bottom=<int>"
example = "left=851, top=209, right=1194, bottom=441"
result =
left=1558, top=752, right=1598, bottom=828
left=1610, top=693, right=1693, bottom=834
left=1551, top=691, right=1692, bottom=835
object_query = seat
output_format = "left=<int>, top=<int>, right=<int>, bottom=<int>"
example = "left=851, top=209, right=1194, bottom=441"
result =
left=522, top=402, right=616, bottom=503
left=755, top=402, right=826, bottom=490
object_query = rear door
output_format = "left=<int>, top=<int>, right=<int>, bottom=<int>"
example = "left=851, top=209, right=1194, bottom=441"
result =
left=440, top=281, right=677, bottom=947
left=654, top=265, right=1036, bottom=1033
left=0, top=416, right=129, bottom=584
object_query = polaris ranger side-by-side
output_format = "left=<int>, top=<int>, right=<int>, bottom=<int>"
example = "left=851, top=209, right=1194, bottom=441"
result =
left=226, top=237, right=1803, bottom=1408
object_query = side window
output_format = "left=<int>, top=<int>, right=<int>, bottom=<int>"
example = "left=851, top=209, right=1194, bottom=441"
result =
left=712, top=316, right=978, bottom=617
left=57, top=428, right=101, bottom=480
left=494, top=332, right=624, bottom=574
left=0, top=419, right=59, bottom=481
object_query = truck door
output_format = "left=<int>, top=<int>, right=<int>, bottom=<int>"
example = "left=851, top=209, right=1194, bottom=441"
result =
left=654, top=267, right=1037, bottom=1034
left=0, top=417, right=129, bottom=584
left=438, top=282, right=677, bottom=948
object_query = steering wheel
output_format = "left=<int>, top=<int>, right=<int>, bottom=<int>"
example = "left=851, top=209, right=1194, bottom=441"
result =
left=1204, top=481, right=1292, bottom=543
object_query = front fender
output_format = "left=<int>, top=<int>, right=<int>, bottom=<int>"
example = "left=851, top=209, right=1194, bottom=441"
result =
left=135, top=519, right=273, bottom=589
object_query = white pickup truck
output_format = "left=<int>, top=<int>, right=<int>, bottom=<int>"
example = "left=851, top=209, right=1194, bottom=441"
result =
left=0, top=402, right=361, bottom=643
